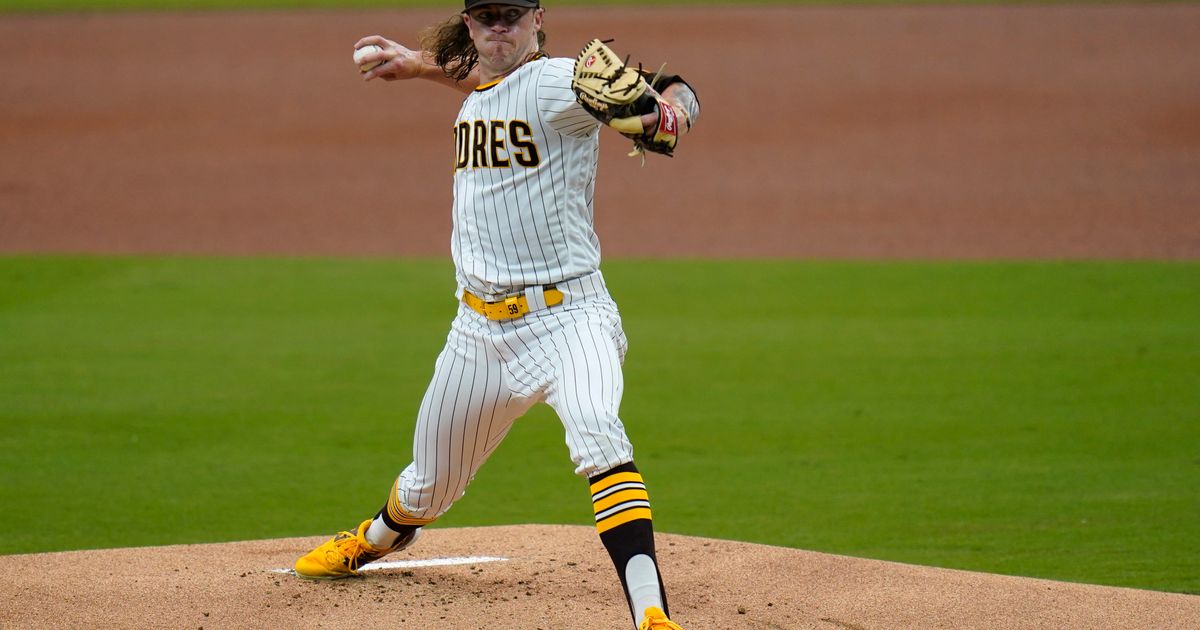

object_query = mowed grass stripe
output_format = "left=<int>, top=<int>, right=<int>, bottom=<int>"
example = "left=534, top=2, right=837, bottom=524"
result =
left=0, top=257, right=1196, bottom=594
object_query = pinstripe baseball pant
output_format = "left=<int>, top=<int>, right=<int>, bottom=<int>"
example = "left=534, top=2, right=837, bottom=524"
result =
left=385, top=271, right=633, bottom=526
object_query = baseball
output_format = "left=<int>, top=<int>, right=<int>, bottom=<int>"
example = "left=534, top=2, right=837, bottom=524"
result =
left=353, top=44, right=384, bottom=73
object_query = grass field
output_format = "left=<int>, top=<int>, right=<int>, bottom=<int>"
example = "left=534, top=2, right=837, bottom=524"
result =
left=1, top=257, right=1197, bottom=594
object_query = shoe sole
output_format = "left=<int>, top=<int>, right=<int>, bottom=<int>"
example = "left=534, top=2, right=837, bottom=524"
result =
left=294, top=570, right=358, bottom=580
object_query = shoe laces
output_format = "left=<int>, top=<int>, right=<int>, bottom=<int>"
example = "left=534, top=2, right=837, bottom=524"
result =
left=326, top=529, right=372, bottom=569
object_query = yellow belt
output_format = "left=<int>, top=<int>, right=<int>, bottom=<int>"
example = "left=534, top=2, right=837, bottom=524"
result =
left=462, top=287, right=564, bottom=321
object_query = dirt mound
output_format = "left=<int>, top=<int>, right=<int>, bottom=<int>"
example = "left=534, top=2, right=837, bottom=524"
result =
left=1, top=525, right=1196, bottom=629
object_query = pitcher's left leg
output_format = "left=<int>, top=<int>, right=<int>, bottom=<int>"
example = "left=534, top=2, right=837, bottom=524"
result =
left=589, top=462, right=676, bottom=628
left=545, top=313, right=678, bottom=628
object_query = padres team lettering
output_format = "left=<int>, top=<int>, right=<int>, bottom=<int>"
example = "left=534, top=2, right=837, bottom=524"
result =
left=454, top=120, right=541, bottom=170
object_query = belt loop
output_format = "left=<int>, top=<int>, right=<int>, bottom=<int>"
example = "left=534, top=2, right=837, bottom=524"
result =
left=524, top=285, right=548, bottom=312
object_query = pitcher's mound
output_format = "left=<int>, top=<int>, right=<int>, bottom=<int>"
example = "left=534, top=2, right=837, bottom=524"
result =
left=1, top=524, right=1196, bottom=629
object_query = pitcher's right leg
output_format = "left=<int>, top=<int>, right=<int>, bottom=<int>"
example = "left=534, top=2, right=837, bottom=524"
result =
left=296, top=319, right=534, bottom=577
left=386, top=323, right=537, bottom=527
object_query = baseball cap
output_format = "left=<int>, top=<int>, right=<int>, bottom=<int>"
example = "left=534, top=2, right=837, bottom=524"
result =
left=464, top=0, right=539, bottom=8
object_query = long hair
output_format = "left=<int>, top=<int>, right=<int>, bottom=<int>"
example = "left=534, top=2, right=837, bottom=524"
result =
left=420, top=14, right=547, bottom=83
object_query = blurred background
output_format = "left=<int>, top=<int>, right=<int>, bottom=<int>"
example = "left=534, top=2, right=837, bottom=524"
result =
left=1, top=0, right=1197, bottom=595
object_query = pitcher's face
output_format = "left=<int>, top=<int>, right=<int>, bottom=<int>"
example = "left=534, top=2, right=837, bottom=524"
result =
left=463, top=5, right=544, bottom=76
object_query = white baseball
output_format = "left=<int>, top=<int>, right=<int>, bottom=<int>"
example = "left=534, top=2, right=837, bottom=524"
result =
left=354, top=45, right=384, bottom=73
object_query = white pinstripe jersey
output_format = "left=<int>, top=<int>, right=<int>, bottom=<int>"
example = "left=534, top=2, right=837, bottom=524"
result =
left=451, top=55, right=603, bottom=298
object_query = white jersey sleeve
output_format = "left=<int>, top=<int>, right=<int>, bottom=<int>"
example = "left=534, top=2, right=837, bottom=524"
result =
left=537, top=57, right=601, bottom=138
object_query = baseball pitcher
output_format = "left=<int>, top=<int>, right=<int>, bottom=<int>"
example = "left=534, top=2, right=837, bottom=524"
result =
left=294, top=2, right=700, bottom=629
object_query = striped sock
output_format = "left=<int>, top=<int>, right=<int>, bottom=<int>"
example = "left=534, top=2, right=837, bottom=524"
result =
left=384, top=477, right=435, bottom=527
left=591, top=463, right=653, bottom=534
left=589, top=462, right=668, bottom=625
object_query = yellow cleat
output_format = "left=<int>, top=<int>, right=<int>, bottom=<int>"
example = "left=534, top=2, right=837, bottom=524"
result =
left=294, top=518, right=420, bottom=579
left=639, top=606, right=683, bottom=630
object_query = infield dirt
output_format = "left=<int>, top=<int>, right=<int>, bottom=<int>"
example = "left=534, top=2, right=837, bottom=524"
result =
left=2, top=525, right=1199, bottom=629
left=1, top=5, right=1198, bottom=629
left=1, top=6, right=1198, bottom=258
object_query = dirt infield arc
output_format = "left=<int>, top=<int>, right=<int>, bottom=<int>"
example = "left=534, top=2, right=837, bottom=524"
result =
left=1, top=525, right=1198, bottom=629
left=1, top=5, right=1198, bottom=258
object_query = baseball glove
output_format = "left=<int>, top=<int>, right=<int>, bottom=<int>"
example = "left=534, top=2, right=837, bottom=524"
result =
left=571, top=39, right=682, bottom=158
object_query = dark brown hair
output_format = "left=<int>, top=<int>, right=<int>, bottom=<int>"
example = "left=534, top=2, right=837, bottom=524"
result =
left=420, top=14, right=547, bottom=83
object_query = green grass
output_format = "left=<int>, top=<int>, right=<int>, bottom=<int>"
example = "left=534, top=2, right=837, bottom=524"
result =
left=1, top=257, right=1197, bottom=595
